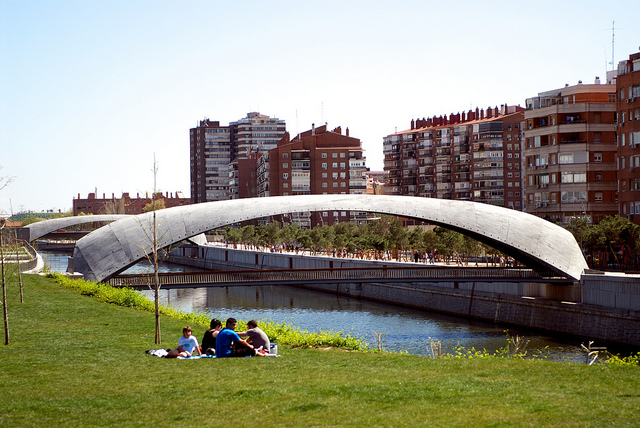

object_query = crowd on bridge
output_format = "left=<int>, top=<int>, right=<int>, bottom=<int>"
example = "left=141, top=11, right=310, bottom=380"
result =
left=215, top=241, right=517, bottom=268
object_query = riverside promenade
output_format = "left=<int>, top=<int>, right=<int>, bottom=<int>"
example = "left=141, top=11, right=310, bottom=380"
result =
left=167, top=242, right=640, bottom=347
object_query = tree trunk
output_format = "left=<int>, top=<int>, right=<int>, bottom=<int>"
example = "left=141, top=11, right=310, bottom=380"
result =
left=1, top=232, right=9, bottom=345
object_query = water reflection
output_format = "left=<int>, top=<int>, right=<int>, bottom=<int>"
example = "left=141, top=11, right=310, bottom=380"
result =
left=143, top=284, right=588, bottom=361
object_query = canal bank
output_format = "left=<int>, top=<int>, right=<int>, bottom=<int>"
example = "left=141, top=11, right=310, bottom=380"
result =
left=167, top=244, right=640, bottom=347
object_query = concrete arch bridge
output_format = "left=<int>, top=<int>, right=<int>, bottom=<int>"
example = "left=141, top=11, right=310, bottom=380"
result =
left=72, top=195, right=588, bottom=283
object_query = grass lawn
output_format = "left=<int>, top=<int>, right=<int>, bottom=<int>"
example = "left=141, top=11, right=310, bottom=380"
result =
left=1, top=274, right=639, bottom=427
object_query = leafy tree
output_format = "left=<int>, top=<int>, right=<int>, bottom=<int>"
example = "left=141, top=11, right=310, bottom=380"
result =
left=408, top=227, right=425, bottom=252
left=224, top=226, right=242, bottom=247
left=263, top=221, right=282, bottom=246
left=142, top=198, right=165, bottom=213
left=20, top=216, right=46, bottom=226
left=240, top=225, right=256, bottom=249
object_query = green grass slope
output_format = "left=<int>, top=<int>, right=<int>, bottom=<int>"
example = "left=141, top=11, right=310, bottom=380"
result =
left=0, top=275, right=639, bottom=427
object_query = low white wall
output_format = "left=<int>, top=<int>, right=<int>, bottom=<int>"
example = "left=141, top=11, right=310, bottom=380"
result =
left=582, top=273, right=640, bottom=311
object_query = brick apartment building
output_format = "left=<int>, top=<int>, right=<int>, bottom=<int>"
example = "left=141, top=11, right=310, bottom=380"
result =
left=616, top=51, right=640, bottom=224
left=189, top=113, right=286, bottom=204
left=523, top=80, right=618, bottom=225
left=383, top=105, right=525, bottom=209
left=257, top=124, right=368, bottom=227
left=72, top=192, right=190, bottom=216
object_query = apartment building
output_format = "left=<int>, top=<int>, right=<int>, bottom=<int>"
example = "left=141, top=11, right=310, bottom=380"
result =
left=73, top=192, right=190, bottom=216
left=383, top=105, right=525, bottom=209
left=259, top=124, right=368, bottom=227
left=189, top=119, right=232, bottom=203
left=189, top=113, right=286, bottom=203
left=617, top=51, right=640, bottom=224
left=523, top=80, right=618, bottom=225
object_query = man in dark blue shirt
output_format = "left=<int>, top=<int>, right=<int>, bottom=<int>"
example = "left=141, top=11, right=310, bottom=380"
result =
left=215, top=318, right=256, bottom=358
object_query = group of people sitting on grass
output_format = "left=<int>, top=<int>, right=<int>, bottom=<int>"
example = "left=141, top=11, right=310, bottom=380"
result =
left=167, top=318, right=273, bottom=358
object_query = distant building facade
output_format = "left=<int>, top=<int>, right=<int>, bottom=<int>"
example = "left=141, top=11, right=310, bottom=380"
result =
left=383, top=106, right=525, bottom=209
left=73, top=192, right=190, bottom=216
left=523, top=80, right=618, bottom=225
left=190, top=113, right=286, bottom=204
left=258, top=124, right=368, bottom=227
left=616, top=51, right=640, bottom=224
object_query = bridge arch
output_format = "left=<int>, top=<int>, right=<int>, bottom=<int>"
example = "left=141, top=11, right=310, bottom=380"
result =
left=22, top=215, right=130, bottom=242
left=72, top=195, right=588, bottom=282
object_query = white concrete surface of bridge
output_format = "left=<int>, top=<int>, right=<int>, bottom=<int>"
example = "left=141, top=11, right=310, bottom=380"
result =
left=72, top=195, right=589, bottom=282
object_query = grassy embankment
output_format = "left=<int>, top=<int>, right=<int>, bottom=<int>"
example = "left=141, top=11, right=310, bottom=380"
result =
left=1, top=274, right=639, bottom=427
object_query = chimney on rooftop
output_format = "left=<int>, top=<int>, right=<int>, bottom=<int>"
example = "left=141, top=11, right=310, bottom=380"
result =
left=346, top=127, right=349, bottom=137
left=312, top=123, right=315, bottom=135
left=480, top=109, right=484, bottom=119
left=411, top=119, right=415, bottom=130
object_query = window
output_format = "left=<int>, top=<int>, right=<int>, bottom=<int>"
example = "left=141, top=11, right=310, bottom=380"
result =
left=621, top=157, right=626, bottom=169
left=332, top=163, right=338, bottom=168
left=561, top=172, right=586, bottom=183
left=283, top=173, right=288, bottom=179
left=322, top=172, right=327, bottom=178
left=322, top=163, right=327, bottom=169
left=283, top=153, right=288, bottom=158
left=332, top=153, right=338, bottom=158
left=283, top=183, right=289, bottom=188
left=322, top=211, right=328, bottom=217
left=282, top=163, right=288, bottom=168
left=340, top=172, right=346, bottom=178
left=594, top=153, right=602, bottom=162
left=332, top=172, right=338, bottom=179
left=333, top=182, right=338, bottom=187
left=333, top=211, right=338, bottom=217
left=595, top=192, right=603, bottom=202
left=340, top=153, right=346, bottom=158
left=340, top=162, right=346, bottom=168
left=322, top=182, right=328, bottom=188
left=322, top=153, right=327, bottom=158
left=595, top=172, right=603, bottom=182
left=340, top=182, right=346, bottom=187
left=561, top=191, right=587, bottom=203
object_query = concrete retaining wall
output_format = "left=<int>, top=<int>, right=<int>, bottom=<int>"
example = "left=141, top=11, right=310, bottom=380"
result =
left=581, top=273, right=640, bottom=311
left=167, top=244, right=640, bottom=346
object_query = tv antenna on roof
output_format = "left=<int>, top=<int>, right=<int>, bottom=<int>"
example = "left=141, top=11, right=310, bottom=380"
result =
left=607, top=20, right=621, bottom=71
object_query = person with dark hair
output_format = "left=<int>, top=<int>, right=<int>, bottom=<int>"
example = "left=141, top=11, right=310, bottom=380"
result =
left=167, top=326, right=202, bottom=358
left=239, top=320, right=271, bottom=354
left=215, top=318, right=256, bottom=358
left=201, top=318, right=222, bottom=355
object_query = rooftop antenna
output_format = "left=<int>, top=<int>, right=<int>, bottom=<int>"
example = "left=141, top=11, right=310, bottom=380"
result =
left=608, top=20, right=619, bottom=71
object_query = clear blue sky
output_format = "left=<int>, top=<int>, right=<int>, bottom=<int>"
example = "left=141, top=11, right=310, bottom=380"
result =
left=1, top=0, right=639, bottom=213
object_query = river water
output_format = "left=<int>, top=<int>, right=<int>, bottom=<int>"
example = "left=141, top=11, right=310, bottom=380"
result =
left=42, top=251, right=610, bottom=362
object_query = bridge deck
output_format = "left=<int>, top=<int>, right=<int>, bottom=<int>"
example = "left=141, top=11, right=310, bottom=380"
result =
left=107, top=266, right=572, bottom=289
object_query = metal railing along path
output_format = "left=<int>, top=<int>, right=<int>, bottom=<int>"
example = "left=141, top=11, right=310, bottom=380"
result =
left=106, top=266, right=571, bottom=289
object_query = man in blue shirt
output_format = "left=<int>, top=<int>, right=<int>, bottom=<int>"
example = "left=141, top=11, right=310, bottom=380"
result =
left=215, top=318, right=257, bottom=358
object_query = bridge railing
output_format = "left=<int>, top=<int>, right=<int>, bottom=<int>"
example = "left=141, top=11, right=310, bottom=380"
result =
left=107, top=266, right=569, bottom=288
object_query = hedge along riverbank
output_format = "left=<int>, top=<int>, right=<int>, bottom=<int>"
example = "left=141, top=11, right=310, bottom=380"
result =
left=47, top=273, right=368, bottom=351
